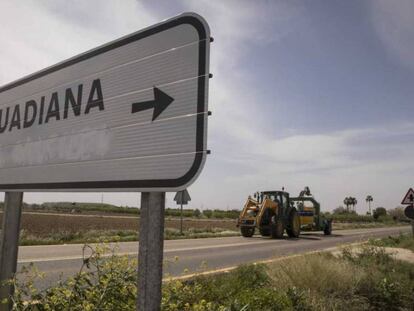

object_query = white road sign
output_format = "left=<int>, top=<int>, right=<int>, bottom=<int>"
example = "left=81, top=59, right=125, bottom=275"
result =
left=0, top=13, right=210, bottom=191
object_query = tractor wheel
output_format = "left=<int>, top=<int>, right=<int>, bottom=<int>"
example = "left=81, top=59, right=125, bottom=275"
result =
left=323, top=220, right=332, bottom=235
left=240, top=226, right=255, bottom=237
left=286, top=209, right=301, bottom=238
left=259, top=227, right=270, bottom=236
left=270, top=216, right=284, bottom=239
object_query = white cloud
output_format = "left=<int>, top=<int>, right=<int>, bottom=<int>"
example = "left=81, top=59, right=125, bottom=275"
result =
left=0, top=0, right=158, bottom=84
left=179, top=1, right=308, bottom=150
left=193, top=119, right=414, bottom=213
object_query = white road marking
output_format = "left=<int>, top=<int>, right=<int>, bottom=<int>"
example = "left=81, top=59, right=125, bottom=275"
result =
left=18, top=240, right=279, bottom=264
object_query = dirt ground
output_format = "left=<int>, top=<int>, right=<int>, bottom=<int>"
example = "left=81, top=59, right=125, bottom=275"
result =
left=0, top=212, right=237, bottom=237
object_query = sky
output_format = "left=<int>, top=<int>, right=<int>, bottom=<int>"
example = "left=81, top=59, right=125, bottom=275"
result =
left=0, top=0, right=413, bottom=213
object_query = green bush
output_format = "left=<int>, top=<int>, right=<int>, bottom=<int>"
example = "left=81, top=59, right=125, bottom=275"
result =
left=19, top=230, right=139, bottom=246
left=163, top=264, right=297, bottom=310
left=340, top=245, right=414, bottom=310
left=10, top=245, right=137, bottom=311
left=373, top=207, right=387, bottom=220
left=165, top=208, right=194, bottom=218
left=331, top=213, right=394, bottom=223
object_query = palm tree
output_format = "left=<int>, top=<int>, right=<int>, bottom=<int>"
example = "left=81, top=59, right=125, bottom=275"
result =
left=366, top=195, right=373, bottom=215
left=344, top=196, right=357, bottom=213
left=343, top=197, right=351, bottom=212
left=350, top=197, right=357, bottom=212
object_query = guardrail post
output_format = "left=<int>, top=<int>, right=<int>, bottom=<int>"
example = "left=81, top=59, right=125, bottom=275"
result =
left=0, top=192, right=23, bottom=311
left=137, top=192, right=165, bottom=311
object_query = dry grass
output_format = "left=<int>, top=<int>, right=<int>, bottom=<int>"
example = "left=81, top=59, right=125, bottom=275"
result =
left=268, top=253, right=368, bottom=310
left=265, top=246, right=414, bottom=310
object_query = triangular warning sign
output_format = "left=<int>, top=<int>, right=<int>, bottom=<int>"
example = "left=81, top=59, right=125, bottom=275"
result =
left=401, top=188, right=414, bottom=205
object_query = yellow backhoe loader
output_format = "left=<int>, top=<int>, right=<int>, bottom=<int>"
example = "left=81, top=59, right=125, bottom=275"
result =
left=237, top=187, right=332, bottom=238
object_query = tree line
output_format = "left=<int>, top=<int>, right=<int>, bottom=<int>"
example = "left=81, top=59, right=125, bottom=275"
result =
left=0, top=201, right=240, bottom=219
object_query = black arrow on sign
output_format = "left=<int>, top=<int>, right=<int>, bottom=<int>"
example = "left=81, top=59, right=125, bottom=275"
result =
left=131, top=87, right=174, bottom=121
left=410, top=193, right=414, bottom=202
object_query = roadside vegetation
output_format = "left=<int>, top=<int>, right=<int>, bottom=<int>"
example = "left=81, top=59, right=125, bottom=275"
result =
left=369, top=233, right=414, bottom=252
left=19, top=228, right=239, bottom=246
left=5, top=241, right=414, bottom=310
left=323, top=205, right=410, bottom=230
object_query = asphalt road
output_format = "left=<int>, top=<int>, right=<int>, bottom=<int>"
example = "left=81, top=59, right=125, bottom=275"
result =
left=17, top=226, right=411, bottom=288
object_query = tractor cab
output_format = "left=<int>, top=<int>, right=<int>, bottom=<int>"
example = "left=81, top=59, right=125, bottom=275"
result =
left=258, top=191, right=290, bottom=216
left=255, top=191, right=285, bottom=202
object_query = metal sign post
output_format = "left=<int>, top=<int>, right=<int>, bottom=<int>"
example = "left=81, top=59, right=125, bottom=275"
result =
left=180, top=202, right=183, bottom=234
left=137, top=192, right=165, bottom=310
left=174, top=190, right=191, bottom=234
left=401, top=188, right=414, bottom=237
left=403, top=205, right=414, bottom=237
left=0, top=192, right=23, bottom=311
left=410, top=208, right=414, bottom=237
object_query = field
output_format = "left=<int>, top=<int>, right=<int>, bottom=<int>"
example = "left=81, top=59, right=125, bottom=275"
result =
left=0, top=210, right=408, bottom=245
left=0, top=212, right=238, bottom=245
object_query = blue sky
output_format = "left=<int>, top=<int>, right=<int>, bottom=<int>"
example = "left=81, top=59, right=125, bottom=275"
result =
left=0, top=0, right=413, bottom=213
